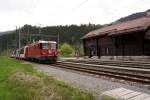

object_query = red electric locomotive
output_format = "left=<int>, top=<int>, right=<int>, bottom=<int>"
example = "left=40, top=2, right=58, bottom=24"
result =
left=12, top=40, right=58, bottom=63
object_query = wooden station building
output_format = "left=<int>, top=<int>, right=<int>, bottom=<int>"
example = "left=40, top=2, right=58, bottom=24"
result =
left=82, top=10, right=150, bottom=60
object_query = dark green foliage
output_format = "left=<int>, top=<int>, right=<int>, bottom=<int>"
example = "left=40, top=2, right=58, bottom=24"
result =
left=0, top=24, right=102, bottom=53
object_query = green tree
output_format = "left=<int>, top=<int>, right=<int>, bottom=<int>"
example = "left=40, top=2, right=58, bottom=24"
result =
left=60, top=43, right=74, bottom=57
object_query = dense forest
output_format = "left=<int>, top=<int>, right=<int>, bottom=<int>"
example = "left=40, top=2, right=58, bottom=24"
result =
left=0, top=24, right=102, bottom=52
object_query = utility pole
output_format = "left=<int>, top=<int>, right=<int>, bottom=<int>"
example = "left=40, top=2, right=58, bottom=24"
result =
left=6, top=41, right=8, bottom=55
left=57, top=32, right=60, bottom=49
left=19, top=27, right=21, bottom=49
left=15, top=26, right=17, bottom=49
left=39, top=24, right=42, bottom=40
left=27, top=26, right=30, bottom=44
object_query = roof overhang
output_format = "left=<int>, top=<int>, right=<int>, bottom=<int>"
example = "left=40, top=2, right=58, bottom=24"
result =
left=81, top=29, right=117, bottom=39
left=108, top=26, right=147, bottom=37
left=82, top=17, right=150, bottom=39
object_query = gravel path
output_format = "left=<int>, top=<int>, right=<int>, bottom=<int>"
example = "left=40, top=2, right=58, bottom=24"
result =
left=32, top=63, right=150, bottom=100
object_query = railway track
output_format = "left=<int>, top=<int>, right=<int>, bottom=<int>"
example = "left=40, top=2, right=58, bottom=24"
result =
left=63, top=60, right=150, bottom=69
left=50, top=61, right=150, bottom=85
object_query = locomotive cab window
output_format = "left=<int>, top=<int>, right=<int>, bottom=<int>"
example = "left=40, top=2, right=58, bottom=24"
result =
left=42, top=43, right=49, bottom=49
left=51, top=43, right=56, bottom=49
left=19, top=48, right=24, bottom=54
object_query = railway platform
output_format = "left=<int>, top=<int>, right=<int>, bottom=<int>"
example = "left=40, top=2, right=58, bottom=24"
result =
left=101, top=87, right=150, bottom=100
left=59, top=56, right=150, bottom=64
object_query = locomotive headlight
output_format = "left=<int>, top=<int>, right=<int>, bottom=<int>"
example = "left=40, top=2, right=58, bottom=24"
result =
left=49, top=50, right=52, bottom=54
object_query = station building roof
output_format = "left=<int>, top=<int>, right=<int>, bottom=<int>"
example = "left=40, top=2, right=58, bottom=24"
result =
left=82, top=16, right=150, bottom=39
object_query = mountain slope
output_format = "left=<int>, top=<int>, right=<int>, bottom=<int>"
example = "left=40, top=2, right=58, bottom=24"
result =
left=116, top=9, right=149, bottom=22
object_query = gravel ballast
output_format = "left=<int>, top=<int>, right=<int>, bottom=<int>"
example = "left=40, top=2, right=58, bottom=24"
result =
left=32, top=63, right=150, bottom=100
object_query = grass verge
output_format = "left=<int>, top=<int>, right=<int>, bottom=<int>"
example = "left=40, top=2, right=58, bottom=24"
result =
left=0, top=56, right=95, bottom=100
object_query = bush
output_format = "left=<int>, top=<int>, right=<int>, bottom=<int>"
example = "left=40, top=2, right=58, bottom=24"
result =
left=60, top=43, right=74, bottom=57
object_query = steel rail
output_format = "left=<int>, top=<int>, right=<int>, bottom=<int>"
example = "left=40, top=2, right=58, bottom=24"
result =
left=50, top=62, right=150, bottom=84
left=62, top=60, right=150, bottom=70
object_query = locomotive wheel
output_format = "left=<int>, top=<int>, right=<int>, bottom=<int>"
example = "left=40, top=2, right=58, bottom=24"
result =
left=50, top=57, right=57, bottom=63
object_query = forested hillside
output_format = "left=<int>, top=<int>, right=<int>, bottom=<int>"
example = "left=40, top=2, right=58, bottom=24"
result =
left=0, top=24, right=101, bottom=52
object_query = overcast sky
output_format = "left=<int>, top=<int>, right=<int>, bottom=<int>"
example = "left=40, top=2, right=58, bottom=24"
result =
left=0, top=0, right=150, bottom=31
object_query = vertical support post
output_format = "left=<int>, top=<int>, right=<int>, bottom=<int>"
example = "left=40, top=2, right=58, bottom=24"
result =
left=57, top=32, right=60, bottom=49
left=27, top=26, right=30, bottom=44
left=30, top=29, right=31, bottom=44
left=115, top=37, right=118, bottom=60
left=39, top=24, right=42, bottom=40
left=96, top=37, right=100, bottom=58
left=142, top=32, right=144, bottom=55
left=18, top=27, right=21, bottom=59
left=83, top=39, right=86, bottom=57
left=15, top=26, right=17, bottom=49
left=19, top=27, right=21, bottom=49
left=122, top=36, right=125, bottom=60
left=6, top=41, right=8, bottom=55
